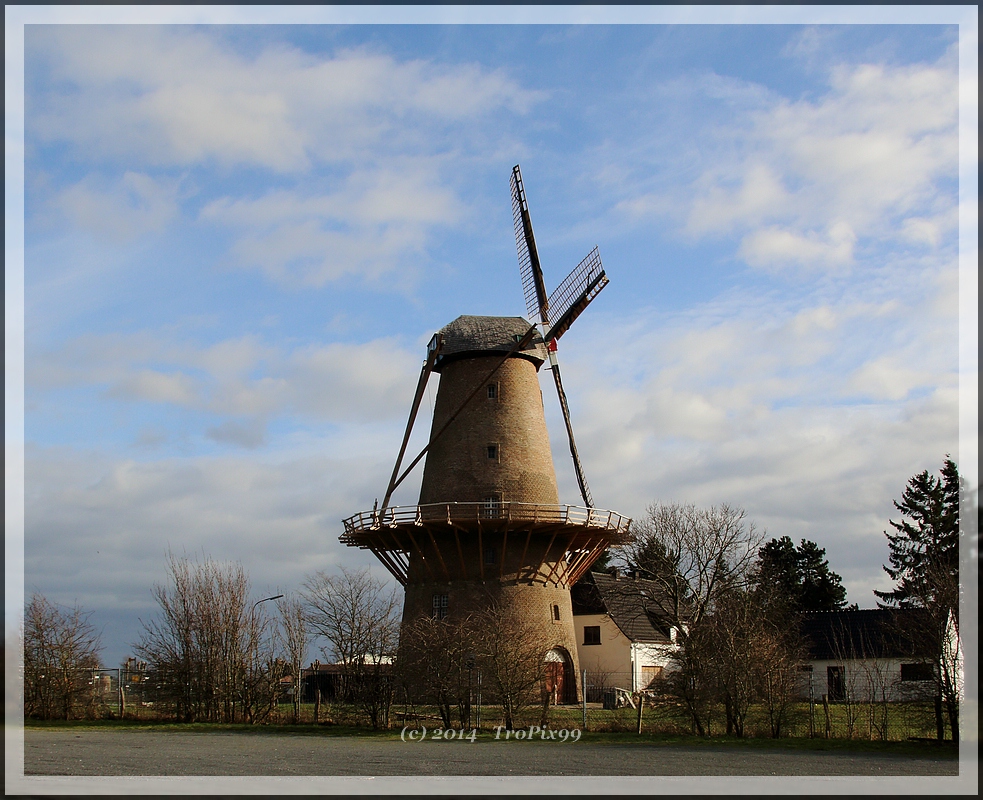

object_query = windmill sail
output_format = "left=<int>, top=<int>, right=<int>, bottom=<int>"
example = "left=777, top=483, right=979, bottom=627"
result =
left=549, top=354, right=593, bottom=508
left=511, top=165, right=550, bottom=324
left=510, top=165, right=605, bottom=509
left=543, top=246, right=608, bottom=343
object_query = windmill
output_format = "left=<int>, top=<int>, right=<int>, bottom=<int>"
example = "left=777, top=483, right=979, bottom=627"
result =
left=340, top=165, right=629, bottom=704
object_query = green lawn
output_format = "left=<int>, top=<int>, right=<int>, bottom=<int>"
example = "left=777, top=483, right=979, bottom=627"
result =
left=22, top=698, right=957, bottom=757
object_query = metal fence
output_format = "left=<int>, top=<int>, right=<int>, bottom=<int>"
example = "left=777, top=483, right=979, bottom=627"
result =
left=30, top=666, right=946, bottom=740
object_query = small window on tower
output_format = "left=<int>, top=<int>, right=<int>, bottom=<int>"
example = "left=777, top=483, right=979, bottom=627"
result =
left=432, top=594, right=448, bottom=620
left=486, top=444, right=498, bottom=461
left=487, top=383, right=498, bottom=400
left=552, top=604, right=560, bottom=622
left=483, top=495, right=501, bottom=519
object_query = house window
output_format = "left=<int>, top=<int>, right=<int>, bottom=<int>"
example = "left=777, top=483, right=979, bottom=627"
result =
left=583, top=625, right=601, bottom=645
left=484, top=546, right=497, bottom=565
left=900, top=663, right=935, bottom=682
left=432, top=594, right=448, bottom=620
left=486, top=444, right=499, bottom=461
left=552, top=604, right=560, bottom=622
left=487, top=383, right=498, bottom=400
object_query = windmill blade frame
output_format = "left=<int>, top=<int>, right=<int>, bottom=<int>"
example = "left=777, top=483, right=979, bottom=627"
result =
left=511, top=164, right=550, bottom=325
left=543, top=246, right=608, bottom=343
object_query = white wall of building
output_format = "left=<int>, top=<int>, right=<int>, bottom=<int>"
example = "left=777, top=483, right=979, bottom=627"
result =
left=574, top=613, right=679, bottom=692
left=801, top=658, right=936, bottom=703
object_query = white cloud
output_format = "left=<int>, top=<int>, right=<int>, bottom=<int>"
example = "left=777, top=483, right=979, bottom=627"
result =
left=541, top=260, right=959, bottom=607
left=626, top=51, right=958, bottom=273
left=738, top=221, right=857, bottom=269
left=108, top=369, right=200, bottom=406
left=28, top=27, right=537, bottom=285
left=24, top=441, right=401, bottom=660
left=205, top=418, right=267, bottom=449
left=847, top=356, right=935, bottom=402
left=29, top=27, right=540, bottom=172
left=27, top=330, right=422, bottom=427
left=199, top=167, right=463, bottom=285
left=55, top=171, right=181, bottom=241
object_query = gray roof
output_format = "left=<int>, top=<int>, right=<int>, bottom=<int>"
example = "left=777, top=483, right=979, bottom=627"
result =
left=434, top=315, right=548, bottom=371
left=799, top=609, right=938, bottom=661
left=572, top=572, right=674, bottom=644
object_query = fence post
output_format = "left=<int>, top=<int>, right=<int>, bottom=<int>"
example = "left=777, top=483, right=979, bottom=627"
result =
left=582, top=670, right=587, bottom=731
left=636, top=692, right=644, bottom=734
left=313, top=659, right=321, bottom=724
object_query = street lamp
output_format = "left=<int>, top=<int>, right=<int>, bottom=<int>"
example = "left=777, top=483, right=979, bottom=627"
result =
left=253, top=594, right=284, bottom=612
left=249, top=594, right=283, bottom=722
left=465, top=653, right=476, bottom=729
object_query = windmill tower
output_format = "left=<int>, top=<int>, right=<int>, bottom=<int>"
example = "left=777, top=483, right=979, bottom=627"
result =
left=341, top=166, right=630, bottom=702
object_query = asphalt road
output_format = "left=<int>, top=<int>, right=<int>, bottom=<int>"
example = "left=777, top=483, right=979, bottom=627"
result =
left=22, top=729, right=959, bottom=777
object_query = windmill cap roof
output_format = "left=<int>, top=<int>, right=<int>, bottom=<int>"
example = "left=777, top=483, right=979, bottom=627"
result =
left=434, top=315, right=548, bottom=370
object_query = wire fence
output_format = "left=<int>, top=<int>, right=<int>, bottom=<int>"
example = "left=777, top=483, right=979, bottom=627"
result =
left=27, top=667, right=947, bottom=741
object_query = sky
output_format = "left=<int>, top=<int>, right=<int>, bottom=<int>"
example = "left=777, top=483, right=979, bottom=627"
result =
left=6, top=7, right=978, bottom=672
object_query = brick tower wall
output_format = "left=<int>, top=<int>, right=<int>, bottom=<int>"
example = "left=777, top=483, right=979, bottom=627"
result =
left=403, top=338, right=581, bottom=699
left=418, top=355, right=560, bottom=506
left=401, top=579, right=582, bottom=699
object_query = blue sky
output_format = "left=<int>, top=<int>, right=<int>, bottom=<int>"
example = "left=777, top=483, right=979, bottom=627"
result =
left=7, top=7, right=978, bottom=669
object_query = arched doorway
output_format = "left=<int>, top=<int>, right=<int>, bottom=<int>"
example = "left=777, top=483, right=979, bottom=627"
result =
left=544, top=647, right=574, bottom=704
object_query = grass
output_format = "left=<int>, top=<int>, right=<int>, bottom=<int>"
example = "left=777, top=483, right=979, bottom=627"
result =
left=22, top=703, right=958, bottom=759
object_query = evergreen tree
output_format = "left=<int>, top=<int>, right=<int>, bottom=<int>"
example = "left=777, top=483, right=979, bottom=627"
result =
left=754, top=536, right=847, bottom=612
left=874, top=456, right=962, bottom=741
left=874, top=457, right=960, bottom=624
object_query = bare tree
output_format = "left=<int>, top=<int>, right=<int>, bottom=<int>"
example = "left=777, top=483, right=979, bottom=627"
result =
left=620, top=502, right=764, bottom=639
left=302, top=567, right=401, bottom=729
left=666, top=617, right=717, bottom=736
left=471, top=601, right=547, bottom=731
left=23, top=592, right=103, bottom=720
left=620, top=504, right=801, bottom=737
left=275, top=595, right=310, bottom=723
left=757, top=612, right=807, bottom=739
left=399, top=615, right=478, bottom=728
left=134, top=551, right=274, bottom=723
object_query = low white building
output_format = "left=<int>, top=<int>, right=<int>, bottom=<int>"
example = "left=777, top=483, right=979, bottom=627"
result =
left=797, top=608, right=958, bottom=703
left=571, top=571, right=681, bottom=697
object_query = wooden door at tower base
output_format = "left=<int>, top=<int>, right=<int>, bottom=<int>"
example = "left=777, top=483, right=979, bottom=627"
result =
left=544, top=647, right=571, bottom=704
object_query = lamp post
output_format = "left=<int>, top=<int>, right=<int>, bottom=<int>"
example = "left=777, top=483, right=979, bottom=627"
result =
left=465, top=653, right=475, bottom=729
left=249, top=594, right=283, bottom=722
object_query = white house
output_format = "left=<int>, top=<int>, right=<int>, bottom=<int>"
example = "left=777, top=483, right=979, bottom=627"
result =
left=571, top=571, right=681, bottom=697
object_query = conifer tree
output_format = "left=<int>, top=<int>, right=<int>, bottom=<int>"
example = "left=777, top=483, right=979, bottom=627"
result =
left=874, top=457, right=960, bottom=626
left=754, top=536, right=847, bottom=612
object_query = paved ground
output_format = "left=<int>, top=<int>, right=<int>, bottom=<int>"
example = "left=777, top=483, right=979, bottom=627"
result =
left=22, top=729, right=959, bottom=777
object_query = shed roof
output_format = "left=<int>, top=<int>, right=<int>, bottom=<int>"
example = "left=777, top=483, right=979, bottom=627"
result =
left=434, top=315, right=548, bottom=371
left=799, top=608, right=938, bottom=661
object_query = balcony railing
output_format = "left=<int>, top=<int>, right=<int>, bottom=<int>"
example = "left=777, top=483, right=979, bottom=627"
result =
left=341, top=501, right=630, bottom=538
